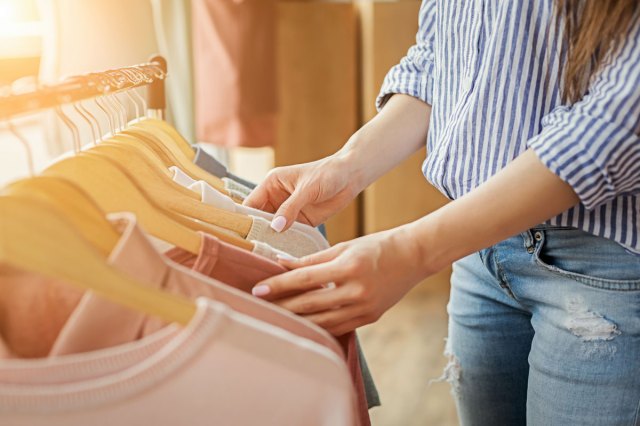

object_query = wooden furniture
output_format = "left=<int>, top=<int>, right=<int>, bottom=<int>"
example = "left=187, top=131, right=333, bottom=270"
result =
left=276, top=1, right=360, bottom=244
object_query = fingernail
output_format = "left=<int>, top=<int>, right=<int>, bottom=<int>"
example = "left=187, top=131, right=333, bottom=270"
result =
left=276, top=253, right=297, bottom=262
left=270, top=216, right=287, bottom=233
left=252, top=285, right=271, bottom=297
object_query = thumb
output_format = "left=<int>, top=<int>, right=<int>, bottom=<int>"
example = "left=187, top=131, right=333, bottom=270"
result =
left=270, top=190, right=309, bottom=233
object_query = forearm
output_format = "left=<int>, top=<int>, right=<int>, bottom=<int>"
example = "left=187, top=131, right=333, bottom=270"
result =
left=403, top=149, right=580, bottom=274
left=335, top=94, right=432, bottom=191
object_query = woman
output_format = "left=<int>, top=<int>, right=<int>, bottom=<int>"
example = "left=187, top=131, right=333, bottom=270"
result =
left=245, top=1, right=640, bottom=424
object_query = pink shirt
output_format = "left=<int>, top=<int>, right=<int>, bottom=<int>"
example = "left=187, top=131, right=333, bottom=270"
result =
left=0, top=215, right=358, bottom=425
left=0, top=299, right=357, bottom=426
left=166, top=233, right=371, bottom=426
left=52, top=215, right=346, bottom=362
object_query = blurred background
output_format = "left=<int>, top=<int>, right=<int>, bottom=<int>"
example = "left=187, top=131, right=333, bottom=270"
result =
left=0, top=1, right=456, bottom=424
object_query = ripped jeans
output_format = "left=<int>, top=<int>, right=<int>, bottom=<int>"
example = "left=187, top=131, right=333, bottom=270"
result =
left=446, top=225, right=640, bottom=425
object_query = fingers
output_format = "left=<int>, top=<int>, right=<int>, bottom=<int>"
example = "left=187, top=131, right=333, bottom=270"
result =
left=270, top=190, right=310, bottom=232
left=273, top=284, right=359, bottom=315
left=276, top=246, right=341, bottom=269
left=326, top=317, right=370, bottom=337
left=304, top=307, right=371, bottom=336
left=252, top=261, right=345, bottom=300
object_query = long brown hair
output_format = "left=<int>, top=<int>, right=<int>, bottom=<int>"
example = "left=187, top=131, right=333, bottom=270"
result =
left=556, top=0, right=638, bottom=103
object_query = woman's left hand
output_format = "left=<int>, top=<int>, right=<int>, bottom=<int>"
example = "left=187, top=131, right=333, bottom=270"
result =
left=251, top=227, right=433, bottom=336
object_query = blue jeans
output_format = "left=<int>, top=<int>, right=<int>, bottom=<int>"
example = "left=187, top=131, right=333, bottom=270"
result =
left=446, top=225, right=640, bottom=425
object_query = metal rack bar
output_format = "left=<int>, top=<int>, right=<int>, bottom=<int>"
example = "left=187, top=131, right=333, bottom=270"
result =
left=0, top=55, right=167, bottom=120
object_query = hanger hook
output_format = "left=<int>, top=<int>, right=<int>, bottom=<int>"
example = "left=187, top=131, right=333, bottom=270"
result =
left=127, top=67, right=149, bottom=118
left=109, top=92, right=127, bottom=131
left=99, top=74, right=123, bottom=132
left=77, top=100, right=103, bottom=143
left=119, top=69, right=140, bottom=120
left=72, top=101, right=98, bottom=146
left=95, top=96, right=115, bottom=137
left=102, top=92, right=122, bottom=132
left=5, top=120, right=35, bottom=177
left=55, top=105, right=81, bottom=154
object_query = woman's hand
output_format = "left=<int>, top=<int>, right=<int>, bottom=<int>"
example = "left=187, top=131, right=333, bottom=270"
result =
left=244, top=94, right=432, bottom=232
left=251, top=226, right=434, bottom=336
left=243, top=155, right=363, bottom=232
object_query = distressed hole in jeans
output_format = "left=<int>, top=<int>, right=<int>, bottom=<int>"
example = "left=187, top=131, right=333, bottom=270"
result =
left=565, top=297, right=621, bottom=343
left=431, top=338, right=462, bottom=396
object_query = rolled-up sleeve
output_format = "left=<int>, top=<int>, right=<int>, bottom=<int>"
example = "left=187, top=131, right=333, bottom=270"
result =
left=376, top=0, right=437, bottom=110
left=527, top=26, right=640, bottom=210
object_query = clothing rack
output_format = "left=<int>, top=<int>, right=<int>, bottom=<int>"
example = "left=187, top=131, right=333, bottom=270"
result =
left=0, top=55, right=168, bottom=120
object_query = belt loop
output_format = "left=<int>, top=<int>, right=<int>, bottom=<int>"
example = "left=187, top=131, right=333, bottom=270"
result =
left=521, top=229, right=533, bottom=250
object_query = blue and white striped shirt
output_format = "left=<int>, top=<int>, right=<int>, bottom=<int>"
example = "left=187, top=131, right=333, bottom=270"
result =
left=377, top=0, right=640, bottom=253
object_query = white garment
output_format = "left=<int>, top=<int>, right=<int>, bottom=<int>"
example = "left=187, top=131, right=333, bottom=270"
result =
left=0, top=298, right=356, bottom=426
left=150, top=226, right=290, bottom=263
left=222, top=177, right=253, bottom=198
left=252, top=240, right=293, bottom=263
left=170, top=166, right=330, bottom=257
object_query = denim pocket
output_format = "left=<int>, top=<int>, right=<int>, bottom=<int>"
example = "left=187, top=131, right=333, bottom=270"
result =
left=533, top=228, right=640, bottom=291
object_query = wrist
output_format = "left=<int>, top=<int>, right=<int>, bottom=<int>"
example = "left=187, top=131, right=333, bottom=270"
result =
left=332, top=134, right=372, bottom=194
left=398, top=213, right=455, bottom=278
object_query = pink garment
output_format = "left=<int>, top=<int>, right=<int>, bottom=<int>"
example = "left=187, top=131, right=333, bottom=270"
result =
left=52, top=215, right=345, bottom=363
left=192, top=0, right=277, bottom=147
left=166, top=233, right=371, bottom=426
left=0, top=299, right=357, bottom=426
left=0, top=265, right=83, bottom=359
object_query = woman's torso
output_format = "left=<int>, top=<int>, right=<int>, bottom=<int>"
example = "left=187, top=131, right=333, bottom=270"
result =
left=425, top=0, right=640, bottom=253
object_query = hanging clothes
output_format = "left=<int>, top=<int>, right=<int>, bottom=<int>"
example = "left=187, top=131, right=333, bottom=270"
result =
left=0, top=299, right=357, bottom=426
left=165, top=231, right=371, bottom=426
left=192, top=0, right=278, bottom=147
left=193, top=146, right=256, bottom=188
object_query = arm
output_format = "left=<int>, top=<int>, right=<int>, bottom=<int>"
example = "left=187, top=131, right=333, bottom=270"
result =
left=339, top=94, right=431, bottom=193
left=244, top=0, right=437, bottom=231
left=253, top=149, right=579, bottom=335
left=252, top=13, right=640, bottom=335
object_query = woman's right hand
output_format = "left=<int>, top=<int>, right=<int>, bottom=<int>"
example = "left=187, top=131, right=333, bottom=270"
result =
left=243, top=155, right=362, bottom=232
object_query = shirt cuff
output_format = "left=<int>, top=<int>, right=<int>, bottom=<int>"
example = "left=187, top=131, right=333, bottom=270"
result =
left=527, top=109, right=639, bottom=210
left=375, top=66, right=434, bottom=111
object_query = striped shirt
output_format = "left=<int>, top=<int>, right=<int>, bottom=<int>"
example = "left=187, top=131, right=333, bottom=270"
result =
left=377, top=0, right=640, bottom=254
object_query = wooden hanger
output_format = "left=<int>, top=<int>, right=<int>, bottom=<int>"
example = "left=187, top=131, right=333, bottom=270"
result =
left=96, top=139, right=200, bottom=199
left=133, top=117, right=195, bottom=160
left=123, top=123, right=229, bottom=193
left=85, top=142, right=254, bottom=239
left=0, top=196, right=196, bottom=325
left=107, top=133, right=176, bottom=179
left=43, top=154, right=203, bottom=255
left=3, top=176, right=120, bottom=256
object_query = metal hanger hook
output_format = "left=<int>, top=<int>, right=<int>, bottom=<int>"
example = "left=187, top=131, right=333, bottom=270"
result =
left=77, top=101, right=103, bottom=143
left=119, top=69, right=141, bottom=120
left=95, top=96, right=115, bottom=137
left=72, top=101, right=98, bottom=146
left=5, top=120, right=35, bottom=177
left=55, top=105, right=81, bottom=154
